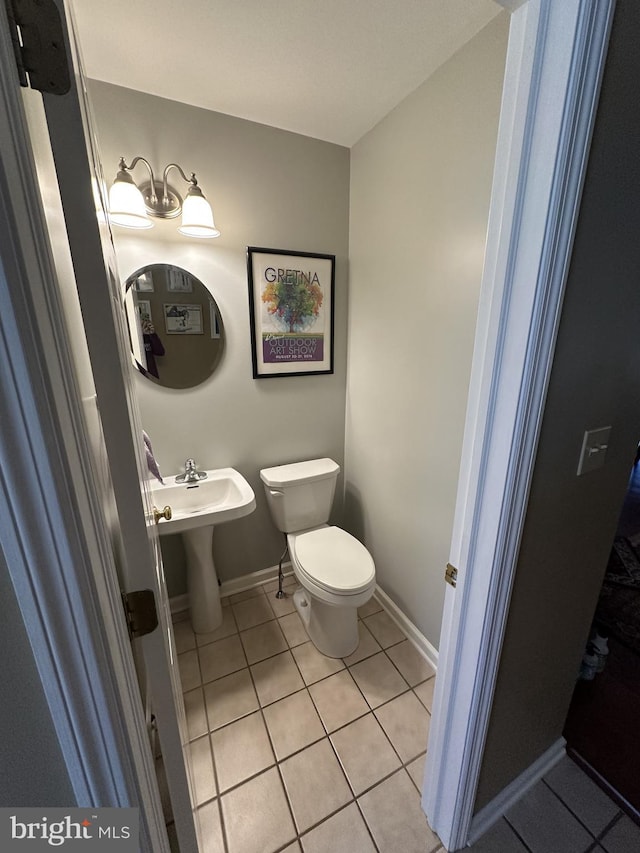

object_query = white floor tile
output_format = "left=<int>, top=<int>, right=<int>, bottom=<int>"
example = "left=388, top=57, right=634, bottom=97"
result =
left=300, top=802, right=376, bottom=853
left=263, top=689, right=325, bottom=760
left=211, top=711, right=274, bottom=792
left=349, top=652, right=409, bottom=708
left=358, top=769, right=440, bottom=853
left=203, top=668, right=259, bottom=731
left=178, top=649, right=201, bottom=692
left=374, top=690, right=430, bottom=762
left=199, top=635, right=246, bottom=684
left=196, top=800, right=225, bottom=853
left=251, top=650, right=305, bottom=706
left=188, top=736, right=216, bottom=805
left=291, top=641, right=345, bottom=685
left=280, top=739, right=352, bottom=833
left=221, top=767, right=296, bottom=853
left=308, top=670, right=369, bottom=732
left=386, top=639, right=436, bottom=686
left=330, top=714, right=401, bottom=795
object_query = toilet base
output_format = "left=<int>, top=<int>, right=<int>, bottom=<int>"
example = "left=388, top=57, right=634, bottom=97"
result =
left=293, top=588, right=360, bottom=658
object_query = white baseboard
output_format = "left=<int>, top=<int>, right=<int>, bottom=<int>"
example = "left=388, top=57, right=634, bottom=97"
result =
left=170, top=570, right=438, bottom=677
left=374, top=585, right=439, bottom=672
left=468, top=738, right=567, bottom=845
left=220, top=561, right=293, bottom=598
left=169, top=562, right=293, bottom=616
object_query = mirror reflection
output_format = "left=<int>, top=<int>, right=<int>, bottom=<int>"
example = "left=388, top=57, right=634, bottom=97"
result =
left=123, top=263, right=224, bottom=389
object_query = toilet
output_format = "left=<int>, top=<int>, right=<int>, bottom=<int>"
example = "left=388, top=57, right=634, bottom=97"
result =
left=260, top=458, right=376, bottom=658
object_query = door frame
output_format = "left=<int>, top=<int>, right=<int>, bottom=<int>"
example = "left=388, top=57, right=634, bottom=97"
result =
left=423, top=0, right=615, bottom=849
left=0, top=6, right=169, bottom=851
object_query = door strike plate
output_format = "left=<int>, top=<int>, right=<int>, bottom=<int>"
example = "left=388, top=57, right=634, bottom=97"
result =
left=445, top=563, right=458, bottom=588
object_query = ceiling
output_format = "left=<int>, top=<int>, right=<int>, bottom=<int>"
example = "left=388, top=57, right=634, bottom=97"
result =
left=72, top=0, right=502, bottom=147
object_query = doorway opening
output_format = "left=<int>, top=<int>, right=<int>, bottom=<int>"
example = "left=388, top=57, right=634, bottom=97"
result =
left=564, top=453, right=640, bottom=823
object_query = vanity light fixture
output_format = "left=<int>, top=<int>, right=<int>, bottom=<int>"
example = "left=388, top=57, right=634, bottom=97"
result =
left=108, top=156, right=220, bottom=238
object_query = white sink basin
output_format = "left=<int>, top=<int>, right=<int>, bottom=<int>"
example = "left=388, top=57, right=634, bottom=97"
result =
left=151, top=467, right=256, bottom=535
left=150, top=467, right=256, bottom=634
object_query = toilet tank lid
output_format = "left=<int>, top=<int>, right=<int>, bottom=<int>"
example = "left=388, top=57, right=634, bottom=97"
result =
left=260, top=458, right=339, bottom=487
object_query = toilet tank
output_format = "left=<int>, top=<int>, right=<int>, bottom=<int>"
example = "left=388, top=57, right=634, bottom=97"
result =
left=260, top=458, right=339, bottom=533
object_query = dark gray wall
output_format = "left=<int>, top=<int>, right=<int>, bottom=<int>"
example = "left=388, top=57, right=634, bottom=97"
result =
left=476, top=0, right=640, bottom=809
left=0, top=555, right=74, bottom=805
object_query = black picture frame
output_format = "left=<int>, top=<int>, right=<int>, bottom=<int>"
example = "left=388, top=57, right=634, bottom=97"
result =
left=247, top=246, right=335, bottom=378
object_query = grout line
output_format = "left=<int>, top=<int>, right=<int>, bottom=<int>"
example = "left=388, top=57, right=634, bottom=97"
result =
left=541, top=778, right=600, bottom=841
left=201, top=607, right=240, bottom=853
left=353, top=796, right=382, bottom=853
left=240, top=618, right=299, bottom=849
left=594, top=810, right=624, bottom=844
left=503, top=815, right=536, bottom=852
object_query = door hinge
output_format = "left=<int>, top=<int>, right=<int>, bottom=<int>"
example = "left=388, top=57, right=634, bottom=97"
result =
left=445, top=563, right=458, bottom=588
left=5, top=0, right=70, bottom=94
left=121, top=589, right=159, bottom=639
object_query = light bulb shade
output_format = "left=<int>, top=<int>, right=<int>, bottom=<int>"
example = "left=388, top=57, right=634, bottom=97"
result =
left=108, top=178, right=153, bottom=229
left=178, top=192, right=220, bottom=238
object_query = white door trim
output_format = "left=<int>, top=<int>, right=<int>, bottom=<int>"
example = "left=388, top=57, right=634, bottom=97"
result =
left=423, top=1, right=615, bottom=849
left=0, top=6, right=169, bottom=851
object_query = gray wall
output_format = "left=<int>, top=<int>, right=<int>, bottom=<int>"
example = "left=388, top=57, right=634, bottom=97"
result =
left=345, top=14, right=509, bottom=647
left=0, top=556, right=74, bottom=805
left=475, top=0, right=640, bottom=809
left=88, top=82, right=350, bottom=593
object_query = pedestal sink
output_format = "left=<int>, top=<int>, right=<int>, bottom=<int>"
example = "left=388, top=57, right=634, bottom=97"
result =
left=151, top=468, right=256, bottom=633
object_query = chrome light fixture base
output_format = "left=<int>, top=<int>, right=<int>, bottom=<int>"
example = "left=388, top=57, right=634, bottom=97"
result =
left=138, top=180, right=183, bottom=220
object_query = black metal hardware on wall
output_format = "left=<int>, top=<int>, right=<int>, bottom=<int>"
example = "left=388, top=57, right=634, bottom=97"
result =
left=121, top=590, right=159, bottom=640
left=4, top=0, right=70, bottom=94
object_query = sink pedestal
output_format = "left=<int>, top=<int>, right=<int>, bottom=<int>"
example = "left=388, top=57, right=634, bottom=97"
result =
left=182, top=525, right=222, bottom=634
left=152, top=467, right=256, bottom=632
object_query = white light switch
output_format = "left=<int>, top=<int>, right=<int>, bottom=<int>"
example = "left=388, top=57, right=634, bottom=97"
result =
left=577, top=426, right=611, bottom=476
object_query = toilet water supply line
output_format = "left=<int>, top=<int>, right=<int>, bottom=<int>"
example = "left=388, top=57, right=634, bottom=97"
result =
left=275, top=535, right=288, bottom=599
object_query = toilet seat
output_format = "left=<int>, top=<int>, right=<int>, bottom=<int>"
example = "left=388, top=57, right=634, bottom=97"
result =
left=291, top=526, right=375, bottom=596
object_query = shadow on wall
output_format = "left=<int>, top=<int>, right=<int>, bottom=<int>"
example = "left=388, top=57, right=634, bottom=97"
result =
left=159, top=535, right=187, bottom=598
left=344, top=483, right=366, bottom=545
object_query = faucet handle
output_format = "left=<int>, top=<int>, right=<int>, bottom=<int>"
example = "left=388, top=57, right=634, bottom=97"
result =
left=184, top=458, right=197, bottom=471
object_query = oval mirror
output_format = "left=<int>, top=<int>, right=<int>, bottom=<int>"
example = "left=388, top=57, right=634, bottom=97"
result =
left=123, top=264, right=224, bottom=390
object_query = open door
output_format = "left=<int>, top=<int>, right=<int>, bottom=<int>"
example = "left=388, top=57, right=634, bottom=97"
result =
left=0, top=1, right=199, bottom=849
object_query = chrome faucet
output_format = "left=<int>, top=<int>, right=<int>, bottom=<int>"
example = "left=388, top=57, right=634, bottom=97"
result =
left=175, top=458, right=207, bottom=483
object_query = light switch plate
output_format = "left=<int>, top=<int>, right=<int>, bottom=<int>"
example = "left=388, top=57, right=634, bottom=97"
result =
left=577, top=426, right=611, bottom=476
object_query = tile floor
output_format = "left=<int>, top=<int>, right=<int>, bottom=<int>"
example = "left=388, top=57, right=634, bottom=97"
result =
left=172, top=577, right=640, bottom=853
left=173, top=575, right=438, bottom=853
left=469, top=757, right=640, bottom=853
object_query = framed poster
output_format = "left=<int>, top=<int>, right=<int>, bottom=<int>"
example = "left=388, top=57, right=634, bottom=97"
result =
left=136, top=299, right=151, bottom=321
left=247, top=247, right=335, bottom=378
left=166, top=268, right=193, bottom=292
left=134, top=271, right=154, bottom=292
left=163, top=303, right=203, bottom=334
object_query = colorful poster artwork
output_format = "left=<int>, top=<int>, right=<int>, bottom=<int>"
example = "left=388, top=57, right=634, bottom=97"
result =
left=248, top=249, right=334, bottom=378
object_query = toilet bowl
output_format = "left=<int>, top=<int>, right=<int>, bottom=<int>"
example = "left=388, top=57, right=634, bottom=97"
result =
left=288, top=525, right=375, bottom=657
left=260, top=458, right=376, bottom=658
